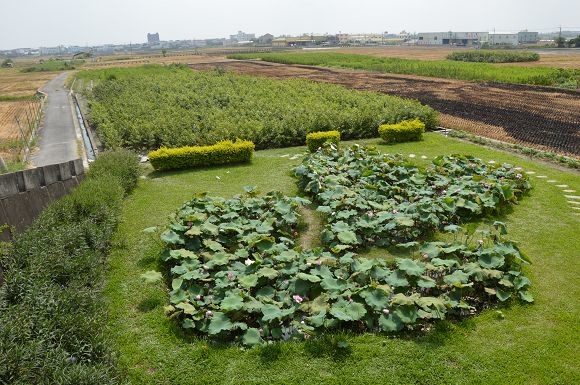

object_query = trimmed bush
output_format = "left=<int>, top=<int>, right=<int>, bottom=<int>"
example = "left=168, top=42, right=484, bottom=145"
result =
left=148, top=140, right=255, bottom=171
left=378, top=118, right=425, bottom=144
left=306, top=130, right=340, bottom=152
left=0, top=150, right=139, bottom=384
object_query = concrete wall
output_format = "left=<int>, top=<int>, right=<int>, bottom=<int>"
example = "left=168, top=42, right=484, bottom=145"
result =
left=0, top=159, right=85, bottom=241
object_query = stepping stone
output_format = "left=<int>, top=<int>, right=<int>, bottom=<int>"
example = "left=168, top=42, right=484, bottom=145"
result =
left=565, top=195, right=580, bottom=200
left=488, top=160, right=496, bottom=164
left=280, top=154, right=290, bottom=158
left=563, top=189, right=576, bottom=193
left=514, top=167, right=523, bottom=171
left=556, top=185, right=569, bottom=188
left=526, top=171, right=536, bottom=175
left=572, top=207, right=580, bottom=211
left=568, top=201, right=580, bottom=205
left=408, top=154, right=416, bottom=158
left=421, top=155, right=428, bottom=159
left=547, top=180, right=557, bottom=183
left=536, top=175, right=547, bottom=178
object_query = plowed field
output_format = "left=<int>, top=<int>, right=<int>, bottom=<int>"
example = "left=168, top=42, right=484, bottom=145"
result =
left=190, top=60, right=580, bottom=157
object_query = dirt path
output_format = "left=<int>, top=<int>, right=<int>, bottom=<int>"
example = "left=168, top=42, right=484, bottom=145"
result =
left=190, top=60, right=580, bottom=157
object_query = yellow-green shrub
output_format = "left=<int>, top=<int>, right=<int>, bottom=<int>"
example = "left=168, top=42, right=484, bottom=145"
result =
left=148, top=140, right=255, bottom=171
left=378, top=119, right=425, bottom=144
left=306, top=130, right=340, bottom=152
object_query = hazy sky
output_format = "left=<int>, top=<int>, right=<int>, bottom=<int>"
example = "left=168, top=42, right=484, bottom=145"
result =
left=1, top=0, right=579, bottom=49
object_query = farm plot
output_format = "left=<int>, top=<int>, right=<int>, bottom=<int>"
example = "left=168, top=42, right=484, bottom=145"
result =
left=191, top=60, right=580, bottom=157
left=0, top=67, right=58, bottom=97
left=330, top=46, right=580, bottom=69
left=0, top=100, right=41, bottom=162
left=75, top=65, right=436, bottom=150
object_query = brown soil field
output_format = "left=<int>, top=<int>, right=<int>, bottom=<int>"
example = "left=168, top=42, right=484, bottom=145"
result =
left=325, top=46, right=580, bottom=69
left=191, top=60, right=580, bottom=157
left=83, top=53, right=226, bottom=69
left=0, top=100, right=39, bottom=161
left=0, top=68, right=58, bottom=97
left=0, top=101, right=38, bottom=141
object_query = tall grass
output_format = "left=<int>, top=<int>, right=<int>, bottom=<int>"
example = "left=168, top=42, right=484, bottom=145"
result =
left=229, top=52, right=579, bottom=89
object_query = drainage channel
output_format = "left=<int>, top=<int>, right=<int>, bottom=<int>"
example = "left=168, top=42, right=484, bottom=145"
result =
left=72, top=94, right=96, bottom=162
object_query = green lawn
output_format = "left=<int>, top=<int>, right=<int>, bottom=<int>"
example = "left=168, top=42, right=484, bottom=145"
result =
left=107, top=133, right=579, bottom=384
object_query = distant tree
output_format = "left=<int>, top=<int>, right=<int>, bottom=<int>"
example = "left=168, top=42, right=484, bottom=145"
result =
left=567, top=35, right=580, bottom=48
left=1, top=58, right=13, bottom=68
left=162, top=49, right=167, bottom=57
left=554, top=36, right=566, bottom=48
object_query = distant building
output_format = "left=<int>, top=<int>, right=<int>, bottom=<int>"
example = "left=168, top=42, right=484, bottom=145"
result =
left=518, top=31, right=539, bottom=44
left=417, top=32, right=488, bottom=46
left=39, top=46, right=64, bottom=55
left=489, top=33, right=518, bottom=46
left=230, top=31, right=255, bottom=43
left=147, top=33, right=160, bottom=45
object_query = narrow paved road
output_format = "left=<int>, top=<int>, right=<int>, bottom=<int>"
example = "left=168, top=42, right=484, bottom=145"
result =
left=31, top=72, right=79, bottom=167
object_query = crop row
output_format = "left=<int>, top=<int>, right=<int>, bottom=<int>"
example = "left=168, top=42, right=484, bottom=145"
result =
left=75, top=65, right=437, bottom=150
left=229, top=52, right=579, bottom=89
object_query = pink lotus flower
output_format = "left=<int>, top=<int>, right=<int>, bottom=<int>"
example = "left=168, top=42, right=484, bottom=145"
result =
left=293, top=295, right=304, bottom=304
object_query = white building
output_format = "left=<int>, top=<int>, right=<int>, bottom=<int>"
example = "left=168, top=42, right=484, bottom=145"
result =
left=417, top=32, right=489, bottom=46
left=518, top=31, right=539, bottom=44
left=229, top=31, right=255, bottom=43
left=489, top=33, right=519, bottom=46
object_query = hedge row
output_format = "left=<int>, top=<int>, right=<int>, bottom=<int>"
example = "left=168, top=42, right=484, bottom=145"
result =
left=148, top=140, right=255, bottom=171
left=0, top=149, right=139, bottom=384
left=306, top=130, right=341, bottom=152
left=447, top=50, right=540, bottom=63
left=379, top=118, right=425, bottom=143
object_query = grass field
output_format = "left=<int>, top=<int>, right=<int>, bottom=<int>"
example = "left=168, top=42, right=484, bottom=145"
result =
left=229, top=52, right=580, bottom=88
left=328, top=46, right=580, bottom=69
left=107, top=133, right=579, bottom=384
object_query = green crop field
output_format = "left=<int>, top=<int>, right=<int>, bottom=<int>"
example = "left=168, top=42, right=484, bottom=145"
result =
left=107, top=134, right=579, bottom=384
left=74, top=65, right=437, bottom=150
left=229, top=52, right=580, bottom=89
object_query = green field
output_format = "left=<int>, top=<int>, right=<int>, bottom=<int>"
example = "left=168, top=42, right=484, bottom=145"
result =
left=75, top=65, right=436, bottom=150
left=107, top=133, right=579, bottom=384
left=21, top=59, right=84, bottom=72
left=229, top=52, right=580, bottom=89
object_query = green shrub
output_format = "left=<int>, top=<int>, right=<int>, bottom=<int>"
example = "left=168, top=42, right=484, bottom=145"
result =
left=148, top=140, right=255, bottom=171
left=378, top=118, right=425, bottom=143
left=87, top=148, right=140, bottom=194
left=447, top=50, right=540, bottom=63
left=0, top=150, right=138, bottom=384
left=76, top=66, right=438, bottom=150
left=306, top=130, right=340, bottom=152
